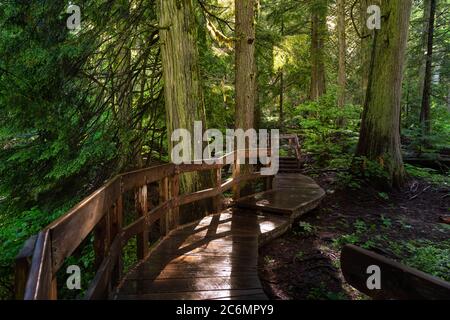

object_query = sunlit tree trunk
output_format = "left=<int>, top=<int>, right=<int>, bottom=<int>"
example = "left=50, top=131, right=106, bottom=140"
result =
left=235, top=0, right=257, bottom=196
left=310, top=0, right=327, bottom=100
left=157, top=0, right=212, bottom=195
left=356, top=0, right=412, bottom=188
left=279, top=19, right=284, bottom=127
left=235, top=0, right=256, bottom=131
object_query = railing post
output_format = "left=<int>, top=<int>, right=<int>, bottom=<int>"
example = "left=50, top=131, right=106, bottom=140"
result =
left=50, top=277, right=57, bottom=300
left=136, top=184, right=149, bottom=259
left=160, top=177, right=170, bottom=235
left=213, top=167, right=222, bottom=212
left=14, top=235, right=37, bottom=299
left=110, top=194, right=123, bottom=287
left=232, top=157, right=241, bottom=201
left=93, top=213, right=111, bottom=270
left=168, top=172, right=180, bottom=230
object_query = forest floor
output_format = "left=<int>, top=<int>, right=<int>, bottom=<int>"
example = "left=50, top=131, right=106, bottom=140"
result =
left=259, top=172, right=450, bottom=300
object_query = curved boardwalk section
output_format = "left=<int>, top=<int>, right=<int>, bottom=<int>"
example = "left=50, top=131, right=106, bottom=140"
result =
left=114, top=174, right=325, bottom=300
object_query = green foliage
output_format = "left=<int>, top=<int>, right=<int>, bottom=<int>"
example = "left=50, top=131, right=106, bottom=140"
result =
left=306, top=283, right=347, bottom=300
left=380, top=215, right=392, bottom=228
left=289, top=94, right=361, bottom=168
left=332, top=233, right=359, bottom=247
left=297, top=221, right=316, bottom=236
left=405, top=164, right=450, bottom=185
left=390, top=240, right=450, bottom=282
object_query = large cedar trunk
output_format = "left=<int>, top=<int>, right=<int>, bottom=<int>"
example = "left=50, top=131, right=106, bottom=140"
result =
left=310, top=1, right=327, bottom=101
left=235, top=0, right=256, bottom=196
left=235, top=0, right=256, bottom=131
left=356, top=0, right=412, bottom=188
left=157, top=0, right=212, bottom=203
left=359, top=0, right=382, bottom=104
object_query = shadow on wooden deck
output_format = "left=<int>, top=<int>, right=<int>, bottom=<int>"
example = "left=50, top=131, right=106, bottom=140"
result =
left=114, top=174, right=325, bottom=300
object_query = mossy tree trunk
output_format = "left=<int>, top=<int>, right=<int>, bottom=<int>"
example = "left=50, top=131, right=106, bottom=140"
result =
left=356, top=0, right=412, bottom=188
left=359, top=0, right=371, bottom=104
left=310, top=0, right=328, bottom=101
left=235, top=0, right=256, bottom=131
left=235, top=0, right=257, bottom=196
left=157, top=0, right=212, bottom=196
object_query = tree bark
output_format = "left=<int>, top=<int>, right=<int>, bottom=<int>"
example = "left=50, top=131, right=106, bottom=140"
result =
left=279, top=19, right=284, bottom=127
left=310, top=1, right=327, bottom=101
left=157, top=0, right=212, bottom=195
left=235, top=0, right=256, bottom=131
left=420, top=0, right=436, bottom=136
left=356, top=0, right=412, bottom=188
left=418, top=0, right=432, bottom=110
left=337, top=0, right=346, bottom=109
left=235, top=0, right=256, bottom=196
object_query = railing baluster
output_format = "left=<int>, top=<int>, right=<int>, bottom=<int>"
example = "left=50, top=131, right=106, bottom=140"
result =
left=93, top=212, right=111, bottom=270
left=14, top=235, right=37, bottom=299
left=213, top=167, right=222, bottom=212
left=159, top=177, right=170, bottom=236
left=110, top=194, right=123, bottom=287
left=169, top=173, right=180, bottom=230
left=232, top=156, right=241, bottom=201
left=136, top=184, right=149, bottom=259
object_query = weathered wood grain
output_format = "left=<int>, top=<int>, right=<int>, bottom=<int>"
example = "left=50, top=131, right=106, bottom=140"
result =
left=341, top=244, right=450, bottom=300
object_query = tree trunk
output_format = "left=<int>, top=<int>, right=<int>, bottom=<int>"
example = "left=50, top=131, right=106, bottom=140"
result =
left=418, top=0, right=432, bottom=110
left=157, top=0, right=212, bottom=196
left=420, top=0, right=436, bottom=136
left=235, top=0, right=256, bottom=196
left=447, top=87, right=450, bottom=112
left=279, top=69, right=284, bottom=127
left=356, top=0, right=412, bottom=188
left=359, top=0, right=379, bottom=104
left=235, top=0, right=256, bottom=131
left=310, top=1, right=327, bottom=100
left=337, top=0, right=346, bottom=109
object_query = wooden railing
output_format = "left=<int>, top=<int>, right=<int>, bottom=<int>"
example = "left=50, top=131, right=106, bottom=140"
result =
left=15, top=149, right=275, bottom=300
left=280, top=134, right=302, bottom=166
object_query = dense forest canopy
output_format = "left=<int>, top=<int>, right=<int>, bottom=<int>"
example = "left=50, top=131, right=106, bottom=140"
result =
left=0, top=0, right=448, bottom=299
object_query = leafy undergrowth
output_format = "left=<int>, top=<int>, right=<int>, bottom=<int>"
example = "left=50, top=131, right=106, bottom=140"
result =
left=259, top=170, right=449, bottom=300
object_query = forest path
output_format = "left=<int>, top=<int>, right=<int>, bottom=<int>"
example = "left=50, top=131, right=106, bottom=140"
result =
left=114, top=174, right=325, bottom=300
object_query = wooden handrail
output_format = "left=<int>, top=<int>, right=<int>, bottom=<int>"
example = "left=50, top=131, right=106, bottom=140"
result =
left=280, top=134, right=302, bottom=167
left=16, top=149, right=275, bottom=300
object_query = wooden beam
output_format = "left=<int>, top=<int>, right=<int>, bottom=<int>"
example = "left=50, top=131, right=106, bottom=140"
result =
left=232, top=158, right=241, bottom=201
left=169, top=174, right=180, bottom=230
left=110, top=195, right=123, bottom=287
left=48, top=178, right=121, bottom=273
left=136, top=185, right=149, bottom=260
left=93, top=212, right=111, bottom=270
left=213, top=167, right=222, bottom=213
left=24, top=231, right=54, bottom=300
left=341, top=244, right=450, bottom=300
left=159, top=177, right=170, bottom=236
left=15, top=235, right=37, bottom=300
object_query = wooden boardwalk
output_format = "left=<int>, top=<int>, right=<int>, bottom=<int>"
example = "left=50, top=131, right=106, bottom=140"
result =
left=114, top=174, right=325, bottom=300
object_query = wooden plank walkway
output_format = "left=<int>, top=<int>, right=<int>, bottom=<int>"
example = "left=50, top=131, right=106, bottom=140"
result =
left=236, top=174, right=325, bottom=218
left=114, top=174, right=325, bottom=300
